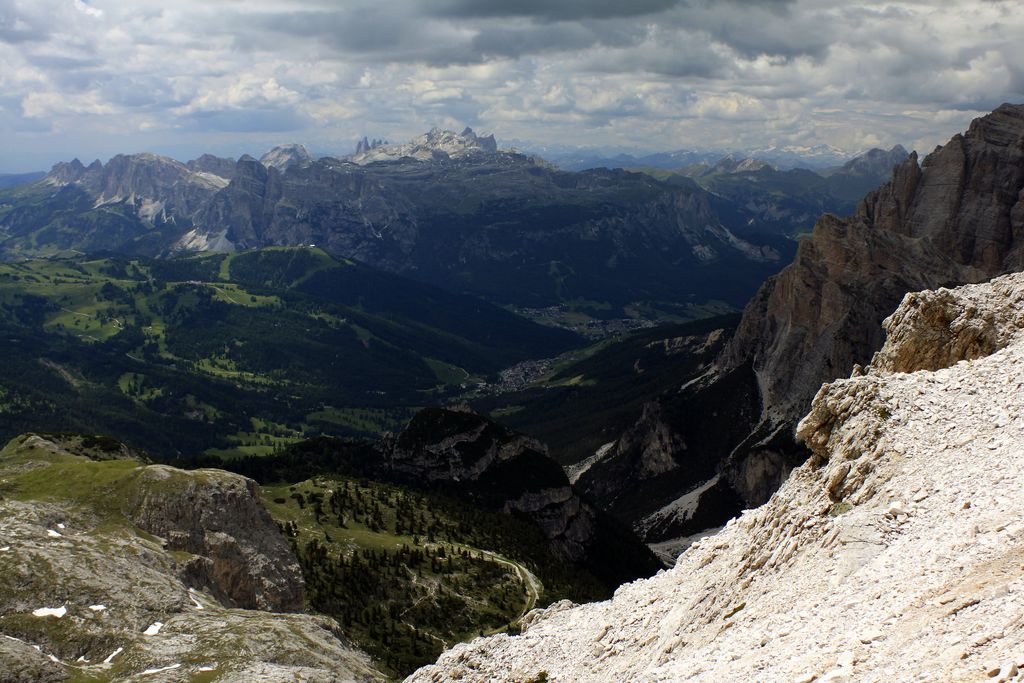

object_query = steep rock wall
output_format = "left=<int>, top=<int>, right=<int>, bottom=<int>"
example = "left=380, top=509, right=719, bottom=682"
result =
left=409, top=272, right=1024, bottom=683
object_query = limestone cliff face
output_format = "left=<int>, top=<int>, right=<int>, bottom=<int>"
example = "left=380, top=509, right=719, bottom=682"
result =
left=407, top=272, right=1024, bottom=683
left=717, top=103, right=1024, bottom=506
left=580, top=104, right=1024, bottom=537
left=725, top=103, right=1024, bottom=426
left=386, top=408, right=592, bottom=556
left=41, top=152, right=227, bottom=224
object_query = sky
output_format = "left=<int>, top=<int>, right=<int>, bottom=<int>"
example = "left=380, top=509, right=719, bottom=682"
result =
left=1, top=0, right=1022, bottom=172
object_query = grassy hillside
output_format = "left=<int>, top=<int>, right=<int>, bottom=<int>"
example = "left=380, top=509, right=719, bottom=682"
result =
left=0, top=248, right=580, bottom=457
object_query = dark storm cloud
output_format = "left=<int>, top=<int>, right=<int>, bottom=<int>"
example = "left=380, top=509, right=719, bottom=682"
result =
left=0, top=0, right=1022, bottom=173
left=421, top=0, right=682, bottom=21
left=467, top=22, right=640, bottom=60
left=226, top=0, right=827, bottom=71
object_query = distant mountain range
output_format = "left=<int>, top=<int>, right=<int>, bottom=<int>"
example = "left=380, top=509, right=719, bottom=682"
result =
left=0, top=128, right=802, bottom=321
left=543, top=142, right=864, bottom=173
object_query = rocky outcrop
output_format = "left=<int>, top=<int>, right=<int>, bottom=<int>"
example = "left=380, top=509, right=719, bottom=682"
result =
left=355, top=136, right=387, bottom=155
left=408, top=272, right=1024, bottom=683
left=870, top=277, right=1024, bottom=374
left=0, top=433, right=384, bottom=682
left=186, top=153, right=237, bottom=180
left=832, top=144, right=908, bottom=181
left=182, top=155, right=284, bottom=251
left=39, top=152, right=227, bottom=225
left=377, top=408, right=662, bottom=586
left=125, top=466, right=305, bottom=612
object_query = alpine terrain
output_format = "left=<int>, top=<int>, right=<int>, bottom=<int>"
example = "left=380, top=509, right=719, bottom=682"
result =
left=408, top=268, right=1024, bottom=683
left=0, top=128, right=793, bottom=322
left=567, top=104, right=1024, bottom=552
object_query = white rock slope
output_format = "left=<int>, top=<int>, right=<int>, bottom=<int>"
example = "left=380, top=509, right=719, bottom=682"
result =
left=409, top=272, right=1024, bottom=683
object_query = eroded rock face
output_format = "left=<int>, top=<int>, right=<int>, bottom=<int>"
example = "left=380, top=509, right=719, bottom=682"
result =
left=581, top=104, right=1024, bottom=538
left=869, top=277, right=1024, bottom=373
left=40, top=152, right=227, bottom=224
left=260, top=144, right=313, bottom=172
left=407, top=272, right=1024, bottom=683
left=729, top=103, right=1024, bottom=418
left=125, top=466, right=305, bottom=612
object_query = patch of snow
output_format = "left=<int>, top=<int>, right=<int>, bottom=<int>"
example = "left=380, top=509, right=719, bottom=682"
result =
left=188, top=592, right=204, bottom=611
left=198, top=665, right=217, bottom=672
left=89, top=604, right=106, bottom=612
left=190, top=171, right=230, bottom=189
left=141, top=664, right=181, bottom=676
left=174, top=227, right=236, bottom=253
left=636, top=475, right=721, bottom=538
left=47, top=529, right=62, bottom=538
left=143, top=621, right=164, bottom=636
left=648, top=526, right=725, bottom=565
left=32, top=606, right=67, bottom=618
left=56, top=523, right=65, bottom=529
left=565, top=442, right=615, bottom=485
left=137, top=198, right=166, bottom=223
left=77, top=656, right=89, bottom=663
left=0, top=546, right=9, bottom=551
left=102, top=647, right=123, bottom=664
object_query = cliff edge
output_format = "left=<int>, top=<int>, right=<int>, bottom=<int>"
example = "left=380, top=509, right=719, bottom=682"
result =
left=409, top=272, right=1024, bottom=682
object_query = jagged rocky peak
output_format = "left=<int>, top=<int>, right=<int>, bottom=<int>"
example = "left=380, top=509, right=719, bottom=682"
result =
left=350, top=126, right=500, bottom=164
left=410, top=272, right=1024, bottom=682
left=837, top=143, right=909, bottom=177
left=43, top=157, right=88, bottom=185
left=380, top=407, right=662, bottom=585
left=187, top=152, right=237, bottom=180
left=571, top=103, right=1024, bottom=554
left=386, top=410, right=594, bottom=551
left=355, top=136, right=387, bottom=155
left=259, top=143, right=313, bottom=171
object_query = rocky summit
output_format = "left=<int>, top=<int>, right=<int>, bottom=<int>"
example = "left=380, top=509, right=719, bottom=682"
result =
left=350, top=127, right=498, bottom=164
left=259, top=143, right=313, bottom=172
left=0, top=433, right=384, bottom=682
left=408, top=271, right=1024, bottom=683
